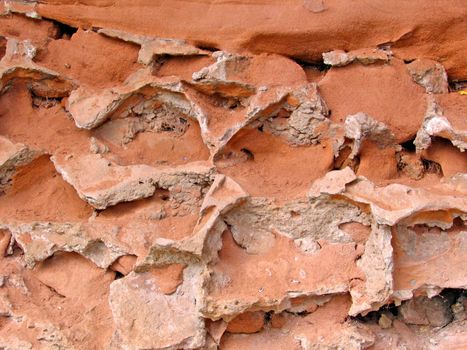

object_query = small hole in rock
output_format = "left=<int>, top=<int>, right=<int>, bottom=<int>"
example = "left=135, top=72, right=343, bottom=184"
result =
left=422, top=159, right=443, bottom=175
left=449, top=80, right=467, bottom=92
left=195, top=44, right=220, bottom=52
left=400, top=139, right=417, bottom=153
left=52, top=20, right=78, bottom=40
left=240, top=148, right=254, bottom=160
left=291, top=57, right=331, bottom=72
left=156, top=190, right=171, bottom=201
left=264, top=312, right=272, bottom=324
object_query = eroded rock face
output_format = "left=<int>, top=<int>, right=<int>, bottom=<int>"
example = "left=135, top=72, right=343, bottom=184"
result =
left=406, top=59, right=449, bottom=94
left=109, top=265, right=206, bottom=350
left=0, top=3, right=466, bottom=350
left=0, top=136, right=39, bottom=192
left=323, top=48, right=391, bottom=67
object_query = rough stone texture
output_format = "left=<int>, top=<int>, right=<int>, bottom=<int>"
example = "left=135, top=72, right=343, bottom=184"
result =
left=109, top=265, right=206, bottom=350
left=0, top=136, right=39, bottom=192
left=406, top=58, right=449, bottom=94
left=0, top=2, right=466, bottom=350
left=225, top=311, right=265, bottom=334
left=98, top=28, right=210, bottom=66
left=323, top=48, right=391, bottom=67
left=51, top=153, right=215, bottom=209
left=398, top=296, right=453, bottom=327
left=415, top=95, right=467, bottom=152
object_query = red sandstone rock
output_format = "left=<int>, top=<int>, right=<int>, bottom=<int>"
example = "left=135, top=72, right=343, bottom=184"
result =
left=422, top=138, right=467, bottom=177
left=0, top=136, right=39, bottom=192
left=28, top=1, right=467, bottom=79
left=323, top=48, right=391, bottom=67
left=110, top=254, right=136, bottom=276
left=406, top=58, right=449, bottom=94
left=221, top=295, right=375, bottom=349
left=226, top=311, right=265, bottom=334
left=33, top=252, right=115, bottom=299
left=0, top=3, right=466, bottom=349
left=415, top=95, right=467, bottom=153
left=0, top=229, right=10, bottom=257
left=357, top=141, right=398, bottom=183
left=319, top=59, right=427, bottom=143
left=36, top=29, right=141, bottom=89
left=398, top=296, right=453, bottom=327
left=147, top=263, right=186, bottom=295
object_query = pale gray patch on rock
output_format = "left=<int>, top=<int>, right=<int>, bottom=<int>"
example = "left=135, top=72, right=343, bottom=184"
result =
left=109, top=264, right=207, bottom=350
left=224, top=196, right=370, bottom=254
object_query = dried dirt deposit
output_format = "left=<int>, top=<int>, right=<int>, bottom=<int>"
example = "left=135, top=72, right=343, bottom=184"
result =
left=0, top=1, right=466, bottom=349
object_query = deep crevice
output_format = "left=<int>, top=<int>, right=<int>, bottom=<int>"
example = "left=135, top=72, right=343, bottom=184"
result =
left=264, top=311, right=272, bottom=324
left=156, top=189, right=171, bottom=201
left=50, top=19, right=78, bottom=40
left=333, top=145, right=360, bottom=172
left=403, top=58, right=416, bottom=64
left=353, top=289, right=466, bottom=328
left=240, top=148, right=254, bottom=161
left=29, top=90, right=63, bottom=109
left=194, top=43, right=220, bottom=52
left=400, top=138, right=417, bottom=153
left=353, top=302, right=398, bottom=324
left=287, top=309, right=311, bottom=317
left=0, top=36, right=7, bottom=61
left=150, top=55, right=169, bottom=75
left=114, top=271, right=124, bottom=280
left=422, top=158, right=443, bottom=176
left=448, top=80, right=467, bottom=92
left=290, top=56, right=331, bottom=72
left=11, top=240, right=24, bottom=257
left=44, top=284, right=66, bottom=298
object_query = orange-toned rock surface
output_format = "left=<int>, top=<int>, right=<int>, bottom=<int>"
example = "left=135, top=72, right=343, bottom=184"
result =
left=0, top=1, right=466, bottom=349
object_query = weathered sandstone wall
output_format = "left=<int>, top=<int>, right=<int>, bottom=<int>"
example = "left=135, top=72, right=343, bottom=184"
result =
left=0, top=1, right=466, bottom=349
